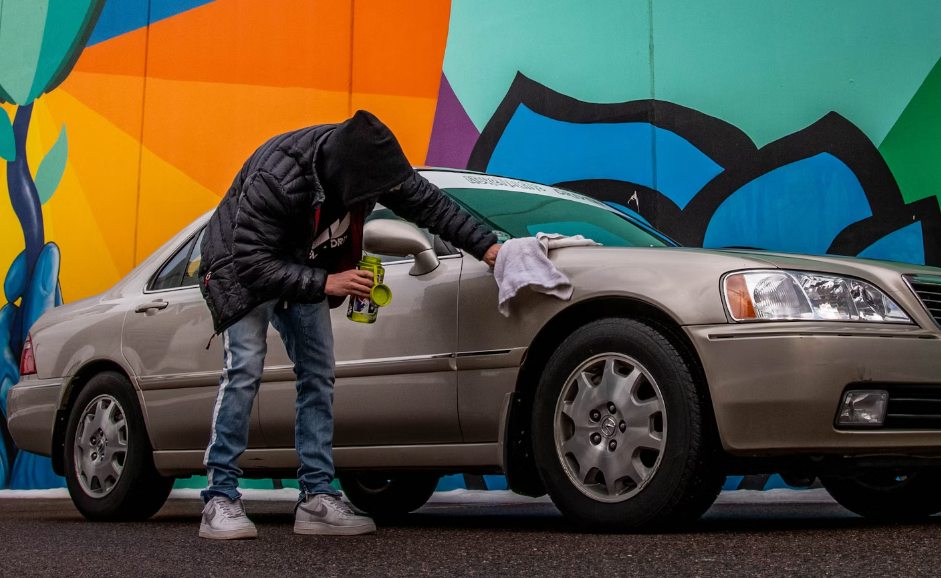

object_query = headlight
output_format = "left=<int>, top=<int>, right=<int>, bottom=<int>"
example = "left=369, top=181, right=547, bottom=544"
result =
left=723, top=270, right=912, bottom=324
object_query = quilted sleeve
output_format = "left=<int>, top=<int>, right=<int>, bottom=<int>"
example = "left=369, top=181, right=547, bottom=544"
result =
left=232, top=170, right=327, bottom=303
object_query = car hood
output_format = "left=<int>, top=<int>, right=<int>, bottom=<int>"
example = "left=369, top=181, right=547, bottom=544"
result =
left=714, top=249, right=941, bottom=279
left=542, top=245, right=938, bottom=328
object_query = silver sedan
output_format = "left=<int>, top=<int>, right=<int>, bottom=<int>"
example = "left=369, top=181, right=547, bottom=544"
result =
left=8, top=169, right=941, bottom=530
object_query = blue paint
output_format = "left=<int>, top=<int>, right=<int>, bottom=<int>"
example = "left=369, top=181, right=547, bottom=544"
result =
left=703, top=153, right=872, bottom=254
left=763, top=474, right=799, bottom=490
left=21, top=244, right=61, bottom=337
left=858, top=222, right=925, bottom=265
left=483, top=475, right=508, bottom=491
left=7, top=452, right=64, bottom=490
left=722, top=475, right=745, bottom=491
left=88, top=0, right=217, bottom=46
left=3, top=252, right=25, bottom=303
left=0, top=304, right=18, bottom=418
left=435, top=474, right=466, bottom=492
left=486, top=105, right=723, bottom=210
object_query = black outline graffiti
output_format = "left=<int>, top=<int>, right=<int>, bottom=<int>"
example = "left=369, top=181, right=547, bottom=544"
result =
left=468, top=73, right=941, bottom=266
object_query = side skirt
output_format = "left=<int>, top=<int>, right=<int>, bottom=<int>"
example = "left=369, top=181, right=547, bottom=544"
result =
left=153, top=443, right=502, bottom=477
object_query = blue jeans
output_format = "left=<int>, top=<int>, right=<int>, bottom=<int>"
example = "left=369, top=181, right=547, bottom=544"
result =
left=201, top=299, right=340, bottom=502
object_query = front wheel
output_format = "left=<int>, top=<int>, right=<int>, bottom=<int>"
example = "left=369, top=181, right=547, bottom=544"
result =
left=821, top=469, right=941, bottom=521
left=532, top=318, right=724, bottom=532
left=338, top=472, right=439, bottom=517
left=64, top=371, right=173, bottom=521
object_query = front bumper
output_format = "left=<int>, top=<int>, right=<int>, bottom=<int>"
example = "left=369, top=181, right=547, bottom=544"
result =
left=6, top=378, right=63, bottom=457
left=686, top=322, right=941, bottom=456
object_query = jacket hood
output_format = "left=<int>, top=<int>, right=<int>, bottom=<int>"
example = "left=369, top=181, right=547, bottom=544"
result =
left=318, top=110, right=414, bottom=207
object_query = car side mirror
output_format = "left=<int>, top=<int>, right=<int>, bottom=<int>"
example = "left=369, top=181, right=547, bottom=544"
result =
left=363, top=219, right=440, bottom=276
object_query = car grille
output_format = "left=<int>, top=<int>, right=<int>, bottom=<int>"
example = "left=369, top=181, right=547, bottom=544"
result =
left=884, top=385, right=941, bottom=429
left=904, top=274, right=941, bottom=327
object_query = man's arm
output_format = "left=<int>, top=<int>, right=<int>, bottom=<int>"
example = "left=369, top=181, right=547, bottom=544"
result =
left=232, top=170, right=327, bottom=303
left=379, top=172, right=498, bottom=261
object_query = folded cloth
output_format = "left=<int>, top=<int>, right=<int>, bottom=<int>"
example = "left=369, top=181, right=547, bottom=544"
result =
left=494, top=233, right=600, bottom=317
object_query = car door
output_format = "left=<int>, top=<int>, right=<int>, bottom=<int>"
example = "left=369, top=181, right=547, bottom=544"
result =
left=122, top=228, right=265, bottom=451
left=259, top=209, right=463, bottom=447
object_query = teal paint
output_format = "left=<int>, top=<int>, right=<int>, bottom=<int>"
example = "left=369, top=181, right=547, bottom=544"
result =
left=652, top=0, right=941, bottom=148
left=28, top=0, right=96, bottom=103
left=0, top=0, right=49, bottom=105
left=34, top=125, right=67, bottom=205
left=443, top=0, right=652, bottom=131
left=0, top=107, right=13, bottom=161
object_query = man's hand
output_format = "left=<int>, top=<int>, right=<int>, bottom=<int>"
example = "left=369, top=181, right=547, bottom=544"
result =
left=482, top=243, right=501, bottom=268
left=325, top=269, right=374, bottom=298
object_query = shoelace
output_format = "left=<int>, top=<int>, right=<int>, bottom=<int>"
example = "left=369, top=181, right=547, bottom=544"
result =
left=217, top=498, right=246, bottom=519
left=322, top=494, right=356, bottom=516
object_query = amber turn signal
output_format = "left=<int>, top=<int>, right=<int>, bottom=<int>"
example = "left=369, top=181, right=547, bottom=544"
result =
left=724, top=274, right=757, bottom=321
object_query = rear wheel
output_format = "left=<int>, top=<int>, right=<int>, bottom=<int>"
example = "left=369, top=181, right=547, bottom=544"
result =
left=821, top=469, right=941, bottom=521
left=64, top=371, right=173, bottom=521
left=338, top=472, right=439, bottom=517
left=532, top=318, right=724, bottom=532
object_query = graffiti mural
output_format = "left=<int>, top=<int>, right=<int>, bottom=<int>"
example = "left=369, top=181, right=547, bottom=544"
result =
left=457, top=73, right=941, bottom=266
left=1, top=0, right=940, bottom=493
left=0, top=0, right=452, bottom=490
left=0, top=0, right=107, bottom=489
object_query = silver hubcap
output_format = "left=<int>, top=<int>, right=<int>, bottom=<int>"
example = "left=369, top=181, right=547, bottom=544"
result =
left=74, top=395, right=128, bottom=497
left=554, top=354, right=666, bottom=503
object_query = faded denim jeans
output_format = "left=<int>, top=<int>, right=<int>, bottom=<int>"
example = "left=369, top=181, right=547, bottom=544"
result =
left=201, top=299, right=340, bottom=502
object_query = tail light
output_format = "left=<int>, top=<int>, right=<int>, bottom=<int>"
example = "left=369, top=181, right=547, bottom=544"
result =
left=20, top=334, right=36, bottom=376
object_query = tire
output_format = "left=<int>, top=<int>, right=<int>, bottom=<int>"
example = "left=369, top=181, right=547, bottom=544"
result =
left=821, top=469, right=941, bottom=521
left=64, top=371, right=173, bottom=521
left=532, top=318, right=724, bottom=532
left=338, top=472, right=440, bottom=517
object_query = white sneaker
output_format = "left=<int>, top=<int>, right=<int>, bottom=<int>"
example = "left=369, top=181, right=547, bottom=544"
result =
left=294, top=493, right=377, bottom=536
left=199, top=496, right=258, bottom=540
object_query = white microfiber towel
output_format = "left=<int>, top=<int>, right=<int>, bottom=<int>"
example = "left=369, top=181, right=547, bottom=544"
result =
left=494, top=233, right=600, bottom=316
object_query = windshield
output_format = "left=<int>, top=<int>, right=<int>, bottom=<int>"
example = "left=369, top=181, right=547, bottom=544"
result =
left=441, top=184, right=674, bottom=248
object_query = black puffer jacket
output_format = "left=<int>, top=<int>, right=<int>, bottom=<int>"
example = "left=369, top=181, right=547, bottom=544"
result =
left=199, top=111, right=497, bottom=334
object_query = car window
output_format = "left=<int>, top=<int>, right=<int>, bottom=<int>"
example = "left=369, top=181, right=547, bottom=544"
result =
left=182, top=229, right=206, bottom=287
left=365, top=206, right=456, bottom=263
left=442, top=187, right=674, bottom=248
left=150, top=233, right=198, bottom=291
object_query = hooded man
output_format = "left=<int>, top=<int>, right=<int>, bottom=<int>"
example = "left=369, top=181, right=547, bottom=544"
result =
left=196, top=111, right=500, bottom=539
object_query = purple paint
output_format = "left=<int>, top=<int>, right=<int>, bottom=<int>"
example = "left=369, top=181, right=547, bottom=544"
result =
left=425, top=74, right=479, bottom=169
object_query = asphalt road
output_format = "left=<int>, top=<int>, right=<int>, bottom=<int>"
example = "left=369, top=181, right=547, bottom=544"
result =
left=1, top=494, right=939, bottom=577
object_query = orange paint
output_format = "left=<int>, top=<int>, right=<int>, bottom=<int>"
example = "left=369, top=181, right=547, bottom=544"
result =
left=146, top=0, right=352, bottom=92
left=352, top=0, right=451, bottom=99
left=6, top=0, right=454, bottom=277
left=59, top=72, right=146, bottom=140
left=141, top=78, right=349, bottom=195
left=72, top=27, right=148, bottom=77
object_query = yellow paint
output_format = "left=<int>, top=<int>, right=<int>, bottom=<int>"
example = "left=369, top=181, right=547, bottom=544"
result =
left=135, top=144, right=222, bottom=262
left=42, top=159, right=123, bottom=302
left=0, top=160, right=25, bottom=293
left=42, top=89, right=141, bottom=275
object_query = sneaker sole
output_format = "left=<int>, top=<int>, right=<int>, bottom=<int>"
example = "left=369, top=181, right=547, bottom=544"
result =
left=199, top=523, right=258, bottom=540
left=294, top=520, right=377, bottom=536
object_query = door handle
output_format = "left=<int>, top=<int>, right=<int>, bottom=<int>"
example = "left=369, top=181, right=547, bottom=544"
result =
left=135, top=300, right=168, bottom=313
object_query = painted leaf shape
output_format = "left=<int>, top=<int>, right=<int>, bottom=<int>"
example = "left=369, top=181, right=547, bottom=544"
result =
left=0, top=107, right=14, bottom=161
left=0, top=0, right=107, bottom=105
left=35, top=125, right=68, bottom=205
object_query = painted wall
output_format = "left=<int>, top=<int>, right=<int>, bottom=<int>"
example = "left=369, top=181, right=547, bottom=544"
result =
left=1, top=0, right=939, bottom=490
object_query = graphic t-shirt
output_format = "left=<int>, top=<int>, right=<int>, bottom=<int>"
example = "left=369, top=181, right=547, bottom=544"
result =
left=307, top=196, right=352, bottom=272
